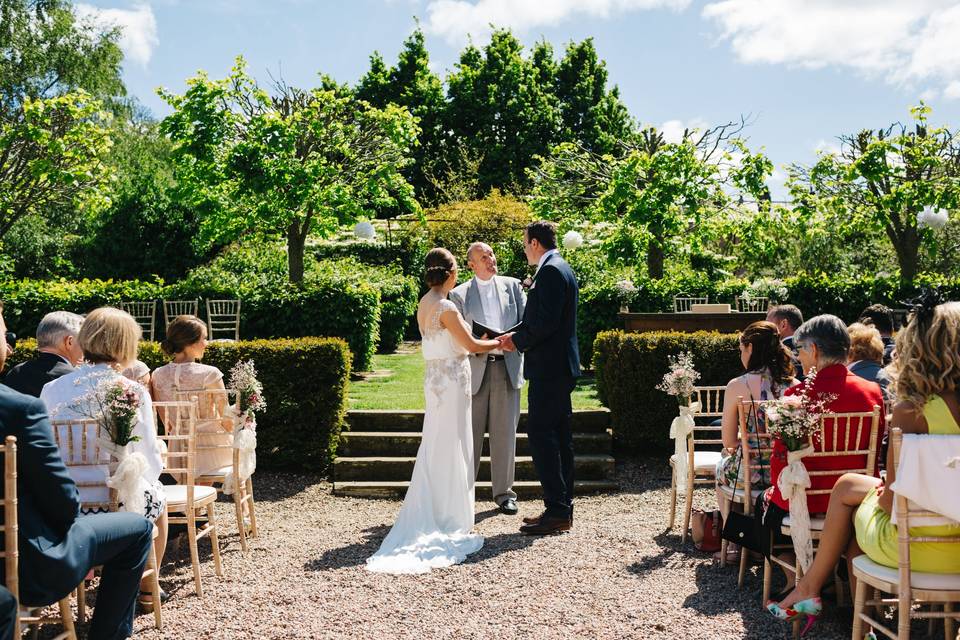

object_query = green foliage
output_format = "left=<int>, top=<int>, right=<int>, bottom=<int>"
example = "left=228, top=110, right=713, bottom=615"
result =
left=159, top=57, right=421, bottom=283
left=592, top=331, right=741, bottom=453
left=7, top=336, right=352, bottom=472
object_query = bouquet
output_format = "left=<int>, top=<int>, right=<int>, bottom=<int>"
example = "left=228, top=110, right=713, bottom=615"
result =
left=228, top=359, right=266, bottom=430
left=65, top=368, right=142, bottom=448
left=656, top=351, right=700, bottom=406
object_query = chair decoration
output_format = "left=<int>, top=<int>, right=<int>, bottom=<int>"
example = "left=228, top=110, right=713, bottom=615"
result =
left=224, top=359, right=265, bottom=495
left=658, top=352, right=700, bottom=493
left=764, top=368, right=834, bottom=572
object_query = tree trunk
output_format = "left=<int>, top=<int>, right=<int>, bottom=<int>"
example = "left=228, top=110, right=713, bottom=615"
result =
left=287, top=223, right=306, bottom=284
left=892, top=226, right=921, bottom=285
left=646, top=236, right=665, bottom=280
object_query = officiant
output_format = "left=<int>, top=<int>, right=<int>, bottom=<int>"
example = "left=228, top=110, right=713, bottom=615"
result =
left=449, top=242, right=526, bottom=515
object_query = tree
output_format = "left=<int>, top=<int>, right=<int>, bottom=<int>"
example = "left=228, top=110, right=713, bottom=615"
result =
left=531, top=121, right=772, bottom=279
left=356, top=28, right=446, bottom=204
left=159, top=58, right=420, bottom=283
left=788, top=104, right=960, bottom=283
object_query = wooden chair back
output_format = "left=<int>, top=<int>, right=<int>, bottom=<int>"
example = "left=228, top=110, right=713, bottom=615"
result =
left=0, top=437, right=17, bottom=632
left=205, top=299, right=241, bottom=341
left=736, top=397, right=776, bottom=513
left=163, top=300, right=199, bottom=328
left=153, top=400, right=199, bottom=488
left=49, top=418, right=117, bottom=513
left=734, top=296, right=769, bottom=313
left=173, top=388, right=238, bottom=475
left=689, top=385, right=725, bottom=450
left=799, top=406, right=881, bottom=500
left=120, top=301, right=157, bottom=342
left=673, top=296, right=708, bottom=313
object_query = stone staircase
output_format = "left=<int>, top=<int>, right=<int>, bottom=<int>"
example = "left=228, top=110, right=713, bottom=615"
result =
left=333, top=409, right=618, bottom=498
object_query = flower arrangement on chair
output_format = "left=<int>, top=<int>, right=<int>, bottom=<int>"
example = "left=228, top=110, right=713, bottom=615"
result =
left=763, top=368, right=834, bottom=571
left=658, top=352, right=701, bottom=493
left=225, top=359, right=266, bottom=494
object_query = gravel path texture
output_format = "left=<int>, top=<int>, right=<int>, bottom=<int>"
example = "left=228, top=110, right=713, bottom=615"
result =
left=61, top=460, right=868, bottom=639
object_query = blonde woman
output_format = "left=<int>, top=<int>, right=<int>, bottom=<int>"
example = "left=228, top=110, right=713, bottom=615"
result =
left=846, top=322, right=890, bottom=398
left=768, top=298, right=960, bottom=633
left=40, top=307, right=168, bottom=609
left=151, top=315, right=233, bottom=477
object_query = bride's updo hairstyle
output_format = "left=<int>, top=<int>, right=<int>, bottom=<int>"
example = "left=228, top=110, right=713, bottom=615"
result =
left=161, top=315, right=207, bottom=356
left=424, top=247, right=456, bottom=287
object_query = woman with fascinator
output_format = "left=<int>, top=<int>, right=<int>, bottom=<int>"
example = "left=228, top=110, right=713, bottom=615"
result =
left=766, top=290, right=960, bottom=636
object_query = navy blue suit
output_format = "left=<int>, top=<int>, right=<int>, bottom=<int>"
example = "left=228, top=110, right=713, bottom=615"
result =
left=2, top=352, right=74, bottom=398
left=0, top=384, right=152, bottom=640
left=512, top=252, right=580, bottom=519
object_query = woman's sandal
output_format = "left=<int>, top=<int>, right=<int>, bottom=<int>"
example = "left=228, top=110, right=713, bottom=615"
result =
left=137, top=588, right=169, bottom=613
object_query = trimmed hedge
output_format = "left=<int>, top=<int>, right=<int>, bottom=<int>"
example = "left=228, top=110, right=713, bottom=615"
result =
left=6, top=337, right=352, bottom=472
left=593, top=330, right=741, bottom=454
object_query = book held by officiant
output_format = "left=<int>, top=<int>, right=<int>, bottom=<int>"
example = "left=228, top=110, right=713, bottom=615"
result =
left=471, top=320, right=522, bottom=339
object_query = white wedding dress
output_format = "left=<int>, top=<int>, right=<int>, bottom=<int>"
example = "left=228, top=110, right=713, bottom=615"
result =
left=366, top=299, right=484, bottom=574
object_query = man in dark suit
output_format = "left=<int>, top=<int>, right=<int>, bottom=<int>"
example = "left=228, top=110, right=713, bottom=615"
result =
left=858, top=303, right=896, bottom=365
left=3, top=311, right=83, bottom=397
left=767, top=304, right=804, bottom=379
left=0, top=302, right=152, bottom=640
left=502, top=221, right=580, bottom=535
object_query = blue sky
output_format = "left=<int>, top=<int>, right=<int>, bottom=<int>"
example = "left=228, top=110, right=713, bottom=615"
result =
left=78, top=0, right=960, bottom=197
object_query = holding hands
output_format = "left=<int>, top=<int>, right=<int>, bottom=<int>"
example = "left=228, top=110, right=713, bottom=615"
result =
left=498, top=333, right=517, bottom=352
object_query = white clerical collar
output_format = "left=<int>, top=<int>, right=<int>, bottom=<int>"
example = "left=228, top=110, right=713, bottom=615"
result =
left=475, top=275, right=496, bottom=288
left=537, top=249, right=559, bottom=272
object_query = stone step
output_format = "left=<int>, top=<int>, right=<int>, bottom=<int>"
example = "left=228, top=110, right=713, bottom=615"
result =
left=346, top=408, right=611, bottom=433
left=338, top=431, right=612, bottom=457
left=333, top=454, right=615, bottom=482
left=333, top=479, right=619, bottom=500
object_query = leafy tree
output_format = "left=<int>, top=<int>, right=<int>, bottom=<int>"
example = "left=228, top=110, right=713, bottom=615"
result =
left=531, top=121, right=772, bottom=279
left=159, top=57, right=420, bottom=283
left=788, top=104, right=960, bottom=283
left=356, top=28, right=446, bottom=204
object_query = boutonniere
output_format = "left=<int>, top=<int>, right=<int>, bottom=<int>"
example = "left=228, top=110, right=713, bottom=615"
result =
left=522, top=277, right=534, bottom=290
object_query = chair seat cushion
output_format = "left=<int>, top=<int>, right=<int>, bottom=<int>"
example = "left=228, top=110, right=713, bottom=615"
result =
left=671, top=451, right=722, bottom=472
left=852, top=554, right=960, bottom=590
left=198, top=466, right=232, bottom=480
left=718, top=483, right=763, bottom=502
left=162, top=484, right=217, bottom=506
left=781, top=515, right=826, bottom=531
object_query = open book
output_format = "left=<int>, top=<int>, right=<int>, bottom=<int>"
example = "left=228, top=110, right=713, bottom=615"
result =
left=471, top=320, right=522, bottom=339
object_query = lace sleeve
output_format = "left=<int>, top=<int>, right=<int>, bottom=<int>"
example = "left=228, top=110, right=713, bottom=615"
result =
left=432, top=299, right=459, bottom=330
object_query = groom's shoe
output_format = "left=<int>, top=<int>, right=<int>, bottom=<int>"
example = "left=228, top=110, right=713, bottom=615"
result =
left=498, top=499, right=518, bottom=515
left=522, top=511, right=545, bottom=525
left=520, top=516, right=571, bottom=536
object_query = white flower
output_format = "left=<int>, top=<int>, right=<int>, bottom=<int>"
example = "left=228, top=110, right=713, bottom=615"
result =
left=615, top=279, right=637, bottom=294
left=918, top=205, right=949, bottom=230
left=562, top=230, right=584, bottom=249
left=353, top=220, right=376, bottom=239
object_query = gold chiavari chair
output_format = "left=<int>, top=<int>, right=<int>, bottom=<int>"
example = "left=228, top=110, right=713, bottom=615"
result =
left=163, top=300, right=199, bottom=328
left=120, top=301, right=157, bottom=342
left=4, top=435, right=77, bottom=639
left=852, top=428, right=960, bottom=640
left=154, top=400, right=223, bottom=596
left=50, top=418, right=163, bottom=630
left=673, top=296, right=709, bottom=313
left=668, top=386, right=725, bottom=543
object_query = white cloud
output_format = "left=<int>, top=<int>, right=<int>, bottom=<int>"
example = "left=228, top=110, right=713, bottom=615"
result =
left=424, top=0, right=690, bottom=45
left=814, top=138, right=841, bottom=156
left=701, top=0, right=960, bottom=96
left=944, top=81, right=960, bottom=100
left=658, top=117, right=708, bottom=143
left=75, top=3, right=159, bottom=67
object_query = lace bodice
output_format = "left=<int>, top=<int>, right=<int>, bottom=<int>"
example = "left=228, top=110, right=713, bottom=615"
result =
left=420, top=299, right=468, bottom=362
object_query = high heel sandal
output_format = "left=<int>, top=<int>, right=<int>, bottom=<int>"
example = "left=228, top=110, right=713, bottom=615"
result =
left=765, top=596, right=822, bottom=637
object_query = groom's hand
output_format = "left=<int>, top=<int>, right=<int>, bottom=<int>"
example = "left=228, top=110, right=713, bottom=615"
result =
left=499, top=333, right=517, bottom=352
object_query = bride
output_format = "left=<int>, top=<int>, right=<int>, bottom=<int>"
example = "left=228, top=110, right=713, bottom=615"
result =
left=366, top=247, right=502, bottom=574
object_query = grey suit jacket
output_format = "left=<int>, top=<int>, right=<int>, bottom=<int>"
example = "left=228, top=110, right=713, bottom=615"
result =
left=449, top=275, right=525, bottom=395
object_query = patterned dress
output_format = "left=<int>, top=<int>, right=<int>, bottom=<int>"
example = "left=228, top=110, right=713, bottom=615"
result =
left=715, top=372, right=778, bottom=492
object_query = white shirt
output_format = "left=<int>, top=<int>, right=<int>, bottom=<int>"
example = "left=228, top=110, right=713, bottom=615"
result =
left=475, top=276, right=504, bottom=355
left=536, top=249, right=559, bottom=274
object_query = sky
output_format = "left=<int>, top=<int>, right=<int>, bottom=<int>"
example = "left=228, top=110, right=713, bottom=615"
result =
left=76, top=0, right=960, bottom=199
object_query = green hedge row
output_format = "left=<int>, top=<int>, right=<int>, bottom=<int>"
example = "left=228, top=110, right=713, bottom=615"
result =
left=6, top=337, right=352, bottom=472
left=593, top=330, right=741, bottom=454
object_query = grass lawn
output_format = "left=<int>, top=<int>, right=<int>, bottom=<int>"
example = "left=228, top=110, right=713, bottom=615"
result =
left=349, top=344, right=603, bottom=411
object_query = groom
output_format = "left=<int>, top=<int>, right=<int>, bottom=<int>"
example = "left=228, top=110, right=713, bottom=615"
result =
left=501, top=221, right=580, bottom=535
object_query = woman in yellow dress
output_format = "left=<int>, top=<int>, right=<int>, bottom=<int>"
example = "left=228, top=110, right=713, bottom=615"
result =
left=767, top=297, right=960, bottom=634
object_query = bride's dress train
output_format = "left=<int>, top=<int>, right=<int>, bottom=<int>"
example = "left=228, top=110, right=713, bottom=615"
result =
left=366, top=299, right=483, bottom=574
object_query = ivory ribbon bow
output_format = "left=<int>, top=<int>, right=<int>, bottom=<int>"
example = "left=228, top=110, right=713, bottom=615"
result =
left=224, top=425, right=257, bottom=495
left=670, top=402, right=701, bottom=493
left=102, top=441, right=150, bottom=516
left=777, top=444, right=816, bottom=572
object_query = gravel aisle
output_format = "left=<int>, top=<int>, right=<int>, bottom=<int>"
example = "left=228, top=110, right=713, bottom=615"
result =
left=86, top=459, right=861, bottom=639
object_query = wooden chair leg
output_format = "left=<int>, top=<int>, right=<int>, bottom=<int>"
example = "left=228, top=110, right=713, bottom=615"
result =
left=234, top=487, right=248, bottom=552
left=667, top=466, right=677, bottom=531
left=761, top=557, right=772, bottom=605
left=945, top=602, right=955, bottom=640
left=75, top=583, right=86, bottom=624
left=737, top=545, right=749, bottom=588
left=680, top=481, right=694, bottom=545
left=792, top=560, right=804, bottom=640
left=187, top=513, right=203, bottom=598
left=852, top=578, right=866, bottom=640
left=58, top=597, right=76, bottom=639
left=720, top=539, right=729, bottom=567
left=147, top=541, right=162, bottom=630
left=207, top=504, right=223, bottom=577
left=245, top=477, right=258, bottom=538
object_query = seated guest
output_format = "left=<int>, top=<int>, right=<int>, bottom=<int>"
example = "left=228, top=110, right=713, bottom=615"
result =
left=2, top=311, right=84, bottom=397
left=0, top=585, right=14, bottom=640
left=768, top=300, right=960, bottom=631
left=0, top=301, right=153, bottom=640
left=714, top=321, right=797, bottom=561
left=40, top=307, right=168, bottom=609
left=847, top=322, right=891, bottom=399
left=151, top=315, right=234, bottom=477
left=758, top=315, right=885, bottom=579
left=766, top=304, right=804, bottom=378
left=858, top=303, right=896, bottom=365
left=122, top=359, right=151, bottom=388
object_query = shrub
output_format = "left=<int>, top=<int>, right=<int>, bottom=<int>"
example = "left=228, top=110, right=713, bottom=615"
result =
left=593, top=330, right=741, bottom=454
left=6, top=337, right=352, bottom=472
